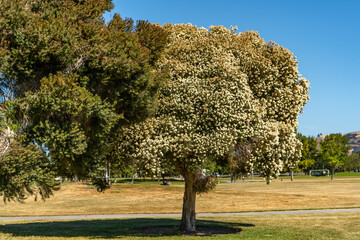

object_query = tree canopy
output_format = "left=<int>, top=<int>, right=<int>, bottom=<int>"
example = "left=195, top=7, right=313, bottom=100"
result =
left=0, top=0, right=168, bottom=199
left=297, top=133, right=318, bottom=172
left=117, top=24, right=309, bottom=231
left=0, top=0, right=310, bottom=232
left=320, top=133, right=350, bottom=180
left=344, top=152, right=360, bottom=172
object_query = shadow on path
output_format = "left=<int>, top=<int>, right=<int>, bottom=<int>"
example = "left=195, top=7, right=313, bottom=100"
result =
left=0, top=218, right=255, bottom=238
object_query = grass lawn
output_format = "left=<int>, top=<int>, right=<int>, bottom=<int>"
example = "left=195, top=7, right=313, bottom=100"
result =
left=0, top=212, right=359, bottom=239
left=333, top=172, right=360, bottom=177
left=1, top=175, right=359, bottom=217
left=1, top=175, right=359, bottom=239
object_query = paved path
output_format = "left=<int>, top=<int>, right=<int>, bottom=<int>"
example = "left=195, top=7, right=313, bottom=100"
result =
left=1, top=208, right=360, bottom=222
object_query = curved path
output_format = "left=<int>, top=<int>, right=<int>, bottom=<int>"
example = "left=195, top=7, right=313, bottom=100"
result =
left=1, top=208, right=360, bottom=221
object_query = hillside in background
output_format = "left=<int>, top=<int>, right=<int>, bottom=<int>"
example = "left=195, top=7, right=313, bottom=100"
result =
left=315, top=131, right=360, bottom=154
left=343, top=131, right=360, bottom=154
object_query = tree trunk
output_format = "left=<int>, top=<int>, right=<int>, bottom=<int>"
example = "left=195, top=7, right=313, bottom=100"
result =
left=290, top=170, right=294, bottom=181
left=105, top=162, right=111, bottom=185
left=131, top=174, right=135, bottom=184
left=331, top=169, right=334, bottom=180
left=179, top=173, right=196, bottom=232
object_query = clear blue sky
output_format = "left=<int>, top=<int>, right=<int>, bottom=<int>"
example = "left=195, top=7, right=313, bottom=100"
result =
left=105, top=0, right=360, bottom=137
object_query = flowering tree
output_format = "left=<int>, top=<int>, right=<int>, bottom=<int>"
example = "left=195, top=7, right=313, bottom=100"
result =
left=228, top=30, right=309, bottom=184
left=118, top=24, right=309, bottom=232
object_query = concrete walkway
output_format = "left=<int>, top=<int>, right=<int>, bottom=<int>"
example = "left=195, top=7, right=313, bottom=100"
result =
left=1, top=208, right=360, bottom=222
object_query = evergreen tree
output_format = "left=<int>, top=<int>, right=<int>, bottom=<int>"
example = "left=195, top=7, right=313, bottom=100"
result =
left=0, top=0, right=168, bottom=199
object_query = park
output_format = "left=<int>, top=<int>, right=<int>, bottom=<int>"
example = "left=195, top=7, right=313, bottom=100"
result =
left=0, top=174, right=360, bottom=239
left=0, top=0, right=360, bottom=239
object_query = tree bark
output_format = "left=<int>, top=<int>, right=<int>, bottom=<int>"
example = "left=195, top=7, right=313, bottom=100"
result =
left=331, top=169, right=334, bottom=180
left=290, top=170, right=294, bottom=181
left=105, top=162, right=111, bottom=185
left=179, top=173, right=196, bottom=232
left=131, top=174, right=135, bottom=184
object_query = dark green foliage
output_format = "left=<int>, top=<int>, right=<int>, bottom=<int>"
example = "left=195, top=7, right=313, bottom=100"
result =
left=0, top=0, right=113, bottom=96
left=13, top=73, right=118, bottom=178
left=91, top=177, right=110, bottom=192
left=135, top=20, right=169, bottom=64
left=344, top=152, right=360, bottom=171
left=0, top=0, right=169, bottom=199
left=87, top=15, right=168, bottom=125
left=0, top=140, right=59, bottom=203
left=0, top=0, right=166, bottom=122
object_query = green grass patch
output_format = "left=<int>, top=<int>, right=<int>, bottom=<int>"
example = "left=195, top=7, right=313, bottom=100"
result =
left=334, top=172, right=360, bottom=177
left=0, top=213, right=359, bottom=239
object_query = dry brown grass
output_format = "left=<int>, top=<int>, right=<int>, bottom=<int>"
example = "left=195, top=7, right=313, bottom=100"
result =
left=1, top=177, right=359, bottom=217
left=208, top=177, right=360, bottom=212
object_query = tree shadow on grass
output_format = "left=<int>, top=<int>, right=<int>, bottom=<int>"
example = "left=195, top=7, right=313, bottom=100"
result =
left=0, top=218, right=255, bottom=238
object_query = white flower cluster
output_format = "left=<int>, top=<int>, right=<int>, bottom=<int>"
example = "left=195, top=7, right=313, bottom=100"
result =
left=117, top=24, right=309, bottom=181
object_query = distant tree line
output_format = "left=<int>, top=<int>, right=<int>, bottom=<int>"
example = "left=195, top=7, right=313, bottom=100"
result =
left=296, top=133, right=359, bottom=180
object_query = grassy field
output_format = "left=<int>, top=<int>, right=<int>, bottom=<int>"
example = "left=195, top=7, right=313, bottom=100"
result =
left=1, top=174, right=359, bottom=217
left=1, top=174, right=359, bottom=239
left=0, top=212, right=359, bottom=239
left=332, top=172, right=360, bottom=177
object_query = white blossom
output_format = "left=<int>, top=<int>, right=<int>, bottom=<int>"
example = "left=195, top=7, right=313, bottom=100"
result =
left=118, top=24, right=309, bottom=182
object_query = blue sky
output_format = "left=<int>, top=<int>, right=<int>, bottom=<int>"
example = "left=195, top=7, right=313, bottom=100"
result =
left=105, top=0, right=360, bottom=137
